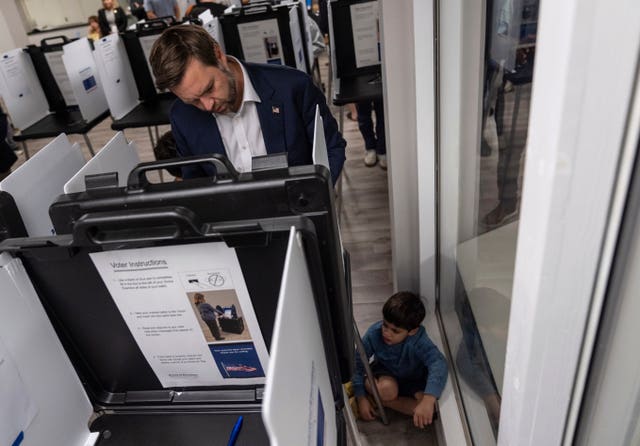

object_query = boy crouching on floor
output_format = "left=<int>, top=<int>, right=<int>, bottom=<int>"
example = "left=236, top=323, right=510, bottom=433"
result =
left=352, top=291, right=448, bottom=428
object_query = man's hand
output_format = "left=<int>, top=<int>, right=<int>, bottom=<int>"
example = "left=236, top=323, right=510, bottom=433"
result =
left=413, top=394, right=436, bottom=428
left=357, top=396, right=378, bottom=421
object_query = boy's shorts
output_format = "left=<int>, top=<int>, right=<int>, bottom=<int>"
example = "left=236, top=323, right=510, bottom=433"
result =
left=370, top=361, right=427, bottom=397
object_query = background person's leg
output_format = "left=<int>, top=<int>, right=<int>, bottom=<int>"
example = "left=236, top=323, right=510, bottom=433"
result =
left=356, top=101, right=378, bottom=166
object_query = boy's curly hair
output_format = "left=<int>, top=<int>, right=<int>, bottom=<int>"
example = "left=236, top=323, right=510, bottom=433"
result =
left=382, top=291, right=425, bottom=330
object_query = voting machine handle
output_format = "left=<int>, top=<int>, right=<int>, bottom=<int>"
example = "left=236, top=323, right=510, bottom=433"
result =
left=40, top=35, right=71, bottom=50
left=73, top=206, right=203, bottom=245
left=238, top=1, right=274, bottom=16
left=127, top=154, right=240, bottom=190
left=136, top=16, right=176, bottom=33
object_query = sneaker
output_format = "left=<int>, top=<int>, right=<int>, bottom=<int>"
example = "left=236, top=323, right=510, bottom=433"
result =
left=482, top=203, right=518, bottom=228
left=378, top=154, right=387, bottom=170
left=364, top=150, right=377, bottom=167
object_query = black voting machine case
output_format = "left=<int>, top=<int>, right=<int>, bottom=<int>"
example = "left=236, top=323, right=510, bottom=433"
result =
left=1, top=156, right=353, bottom=445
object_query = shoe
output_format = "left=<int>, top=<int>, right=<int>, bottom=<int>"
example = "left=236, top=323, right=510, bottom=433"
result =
left=482, top=204, right=518, bottom=228
left=344, top=381, right=354, bottom=398
left=504, top=80, right=514, bottom=93
left=349, top=396, right=360, bottom=420
left=378, top=155, right=387, bottom=170
left=364, top=150, right=377, bottom=167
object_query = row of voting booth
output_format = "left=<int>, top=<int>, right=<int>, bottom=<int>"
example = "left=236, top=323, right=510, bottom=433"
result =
left=0, top=2, right=390, bottom=444
left=0, top=98, right=356, bottom=445
left=328, top=0, right=383, bottom=130
left=0, top=0, right=320, bottom=154
left=0, top=128, right=354, bottom=445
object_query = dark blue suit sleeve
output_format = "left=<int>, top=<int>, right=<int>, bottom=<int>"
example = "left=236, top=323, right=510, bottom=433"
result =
left=301, top=78, right=346, bottom=184
left=170, top=104, right=207, bottom=179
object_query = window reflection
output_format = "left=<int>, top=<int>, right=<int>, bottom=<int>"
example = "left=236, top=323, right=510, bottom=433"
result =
left=439, top=0, right=539, bottom=442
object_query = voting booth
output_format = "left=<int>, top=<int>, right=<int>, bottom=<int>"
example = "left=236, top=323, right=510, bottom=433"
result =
left=0, top=134, right=86, bottom=238
left=0, top=157, right=353, bottom=445
left=220, top=1, right=309, bottom=73
left=0, top=131, right=139, bottom=241
left=328, top=0, right=382, bottom=107
left=105, top=18, right=179, bottom=145
left=0, top=38, right=110, bottom=158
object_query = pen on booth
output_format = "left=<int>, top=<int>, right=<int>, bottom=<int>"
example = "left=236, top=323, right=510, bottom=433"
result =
left=227, top=415, right=243, bottom=446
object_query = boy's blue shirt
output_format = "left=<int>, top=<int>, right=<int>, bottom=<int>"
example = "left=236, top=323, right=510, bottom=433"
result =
left=353, top=320, right=448, bottom=398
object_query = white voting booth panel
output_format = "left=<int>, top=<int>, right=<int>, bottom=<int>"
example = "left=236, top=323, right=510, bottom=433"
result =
left=0, top=252, right=95, bottom=446
left=93, top=34, right=140, bottom=120
left=64, top=132, right=140, bottom=194
left=199, top=11, right=227, bottom=53
left=0, top=134, right=86, bottom=237
left=288, top=4, right=307, bottom=72
left=263, top=228, right=337, bottom=446
left=62, top=38, right=109, bottom=122
left=0, top=49, right=50, bottom=130
left=139, top=34, right=163, bottom=94
left=312, top=105, right=329, bottom=171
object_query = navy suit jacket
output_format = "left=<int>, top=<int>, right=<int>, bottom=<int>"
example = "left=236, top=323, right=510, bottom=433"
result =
left=170, top=62, right=346, bottom=184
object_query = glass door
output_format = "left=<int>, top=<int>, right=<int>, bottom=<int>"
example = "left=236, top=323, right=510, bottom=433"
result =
left=432, top=0, right=640, bottom=443
left=436, top=0, right=539, bottom=443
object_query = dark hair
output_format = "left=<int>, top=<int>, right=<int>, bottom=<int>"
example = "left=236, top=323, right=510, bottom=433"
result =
left=153, top=131, right=182, bottom=178
left=382, top=291, right=425, bottom=330
left=88, top=15, right=98, bottom=23
left=149, top=26, right=221, bottom=91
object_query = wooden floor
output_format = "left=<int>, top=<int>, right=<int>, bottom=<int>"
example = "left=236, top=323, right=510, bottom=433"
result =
left=7, top=53, right=437, bottom=445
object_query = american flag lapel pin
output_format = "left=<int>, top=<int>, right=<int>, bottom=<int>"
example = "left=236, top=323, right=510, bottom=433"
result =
left=272, top=105, right=280, bottom=115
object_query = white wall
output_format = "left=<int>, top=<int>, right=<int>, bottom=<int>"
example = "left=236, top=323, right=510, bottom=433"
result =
left=380, top=0, right=419, bottom=293
left=0, top=0, right=29, bottom=53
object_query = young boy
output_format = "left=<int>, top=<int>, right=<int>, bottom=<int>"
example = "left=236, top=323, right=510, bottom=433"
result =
left=352, top=292, right=448, bottom=428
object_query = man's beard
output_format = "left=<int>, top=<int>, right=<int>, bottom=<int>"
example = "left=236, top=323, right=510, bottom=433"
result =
left=220, top=66, right=238, bottom=112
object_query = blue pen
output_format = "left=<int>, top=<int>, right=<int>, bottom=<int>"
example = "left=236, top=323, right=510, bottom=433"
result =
left=227, top=415, right=243, bottom=446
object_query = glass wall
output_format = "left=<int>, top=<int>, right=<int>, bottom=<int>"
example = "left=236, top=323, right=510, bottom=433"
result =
left=437, top=0, right=539, bottom=442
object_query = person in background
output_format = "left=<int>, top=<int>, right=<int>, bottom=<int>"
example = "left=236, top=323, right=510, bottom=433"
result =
left=98, top=0, right=127, bottom=37
left=87, top=16, right=101, bottom=41
left=357, top=98, right=386, bottom=169
left=130, top=1, right=148, bottom=20
left=144, top=0, right=181, bottom=20
left=185, top=0, right=227, bottom=19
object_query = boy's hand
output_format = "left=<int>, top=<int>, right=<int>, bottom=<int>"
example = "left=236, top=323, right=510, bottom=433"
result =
left=357, top=396, right=378, bottom=421
left=413, top=394, right=436, bottom=428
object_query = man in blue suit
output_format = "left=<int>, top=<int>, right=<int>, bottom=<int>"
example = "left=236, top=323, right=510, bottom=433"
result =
left=149, top=26, right=345, bottom=183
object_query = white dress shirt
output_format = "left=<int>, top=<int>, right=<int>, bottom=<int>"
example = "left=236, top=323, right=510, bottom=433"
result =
left=213, top=58, right=267, bottom=173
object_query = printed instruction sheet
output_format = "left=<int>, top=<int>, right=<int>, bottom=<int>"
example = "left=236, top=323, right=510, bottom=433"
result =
left=350, top=1, right=380, bottom=68
left=238, top=19, right=284, bottom=65
left=90, top=242, right=269, bottom=387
